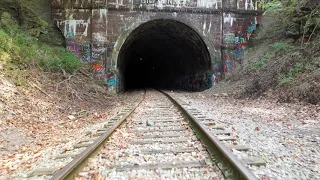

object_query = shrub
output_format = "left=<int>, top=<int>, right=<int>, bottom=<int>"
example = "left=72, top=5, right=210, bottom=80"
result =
left=0, top=26, right=83, bottom=85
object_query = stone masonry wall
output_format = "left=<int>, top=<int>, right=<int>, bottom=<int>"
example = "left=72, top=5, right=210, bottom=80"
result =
left=51, top=0, right=262, bottom=93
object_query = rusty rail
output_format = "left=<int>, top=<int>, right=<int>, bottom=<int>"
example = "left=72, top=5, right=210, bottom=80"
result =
left=50, top=89, right=257, bottom=179
left=50, top=90, right=146, bottom=180
left=160, top=90, right=258, bottom=180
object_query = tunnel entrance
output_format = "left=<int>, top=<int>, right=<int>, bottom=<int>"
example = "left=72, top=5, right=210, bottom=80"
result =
left=118, top=19, right=212, bottom=91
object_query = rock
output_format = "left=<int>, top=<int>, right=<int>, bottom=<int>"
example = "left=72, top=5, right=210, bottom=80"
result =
left=85, top=131, right=92, bottom=135
left=146, top=120, right=153, bottom=126
left=68, top=115, right=76, bottom=120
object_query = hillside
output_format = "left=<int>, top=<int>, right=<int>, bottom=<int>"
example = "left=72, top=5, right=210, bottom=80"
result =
left=213, top=0, right=320, bottom=105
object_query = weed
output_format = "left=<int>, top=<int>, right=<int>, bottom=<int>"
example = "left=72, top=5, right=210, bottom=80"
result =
left=278, top=73, right=294, bottom=86
left=271, top=42, right=294, bottom=52
left=278, top=62, right=310, bottom=86
left=251, top=53, right=272, bottom=69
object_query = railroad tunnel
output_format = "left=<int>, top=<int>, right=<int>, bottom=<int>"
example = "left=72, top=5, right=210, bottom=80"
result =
left=117, top=19, right=212, bottom=91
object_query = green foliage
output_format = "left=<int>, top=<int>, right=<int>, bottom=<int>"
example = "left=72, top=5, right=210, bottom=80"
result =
left=259, top=0, right=319, bottom=42
left=0, top=26, right=83, bottom=85
left=0, top=29, right=20, bottom=63
left=259, top=0, right=297, bottom=10
left=278, top=62, right=312, bottom=86
left=278, top=73, right=294, bottom=86
left=37, top=46, right=83, bottom=73
left=271, top=42, right=294, bottom=51
left=259, top=1, right=282, bottom=12
left=251, top=54, right=271, bottom=69
left=250, top=41, right=294, bottom=70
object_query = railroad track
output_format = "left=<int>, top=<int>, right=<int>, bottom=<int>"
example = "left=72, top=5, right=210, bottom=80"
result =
left=28, top=89, right=261, bottom=180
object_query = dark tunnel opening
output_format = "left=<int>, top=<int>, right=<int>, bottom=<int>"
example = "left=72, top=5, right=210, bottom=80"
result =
left=118, top=19, right=212, bottom=91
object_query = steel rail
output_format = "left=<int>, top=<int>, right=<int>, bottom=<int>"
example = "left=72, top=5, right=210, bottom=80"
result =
left=50, top=90, right=146, bottom=180
left=160, top=90, right=258, bottom=180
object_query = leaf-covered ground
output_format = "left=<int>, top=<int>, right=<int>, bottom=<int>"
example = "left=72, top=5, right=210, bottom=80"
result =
left=0, top=70, right=136, bottom=178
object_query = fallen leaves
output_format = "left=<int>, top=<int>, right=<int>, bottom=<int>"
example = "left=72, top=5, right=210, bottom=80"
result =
left=0, top=68, right=141, bottom=179
left=233, top=141, right=238, bottom=145
left=300, top=147, right=304, bottom=152
left=143, top=156, right=151, bottom=162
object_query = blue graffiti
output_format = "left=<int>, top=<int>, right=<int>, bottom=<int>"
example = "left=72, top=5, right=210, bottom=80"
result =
left=247, top=24, right=256, bottom=33
left=226, top=60, right=232, bottom=71
left=107, top=77, right=116, bottom=87
left=234, top=49, right=245, bottom=59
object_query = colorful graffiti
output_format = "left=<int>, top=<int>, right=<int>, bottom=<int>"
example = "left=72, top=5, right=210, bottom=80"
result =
left=65, top=28, right=91, bottom=62
left=92, top=63, right=107, bottom=81
left=223, top=33, right=236, bottom=44
left=222, top=22, right=257, bottom=72
left=247, top=24, right=256, bottom=33
left=106, top=71, right=117, bottom=87
left=234, top=24, right=248, bottom=62
left=92, top=45, right=107, bottom=61
left=80, top=43, right=91, bottom=62
left=222, top=49, right=234, bottom=72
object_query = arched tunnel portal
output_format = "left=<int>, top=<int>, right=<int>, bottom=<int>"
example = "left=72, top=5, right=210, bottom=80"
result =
left=117, top=19, right=212, bottom=92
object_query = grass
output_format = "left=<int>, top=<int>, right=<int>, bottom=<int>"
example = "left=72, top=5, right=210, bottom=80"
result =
left=251, top=53, right=272, bottom=69
left=250, top=41, right=298, bottom=71
left=278, top=62, right=314, bottom=86
left=250, top=42, right=294, bottom=70
left=271, top=42, right=294, bottom=52
left=0, top=27, right=83, bottom=85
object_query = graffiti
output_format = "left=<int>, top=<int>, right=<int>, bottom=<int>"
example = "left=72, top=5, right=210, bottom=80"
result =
left=107, top=77, right=116, bottom=86
left=107, top=71, right=117, bottom=87
left=223, top=49, right=234, bottom=72
left=224, top=14, right=234, bottom=26
left=235, top=36, right=247, bottom=51
left=64, top=19, right=92, bottom=62
left=235, top=36, right=247, bottom=44
left=81, top=43, right=91, bottom=62
left=67, top=42, right=80, bottom=55
left=234, top=49, right=244, bottom=59
left=212, top=63, right=222, bottom=80
left=93, top=64, right=103, bottom=71
left=92, top=45, right=106, bottom=61
left=223, top=33, right=236, bottom=44
left=197, top=0, right=221, bottom=9
left=226, top=60, right=232, bottom=72
left=235, top=33, right=247, bottom=50
left=66, top=41, right=92, bottom=62
left=247, top=24, right=256, bottom=33
left=92, top=63, right=107, bottom=82
left=233, top=23, right=249, bottom=62
left=66, top=30, right=74, bottom=40
left=92, top=33, right=106, bottom=43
